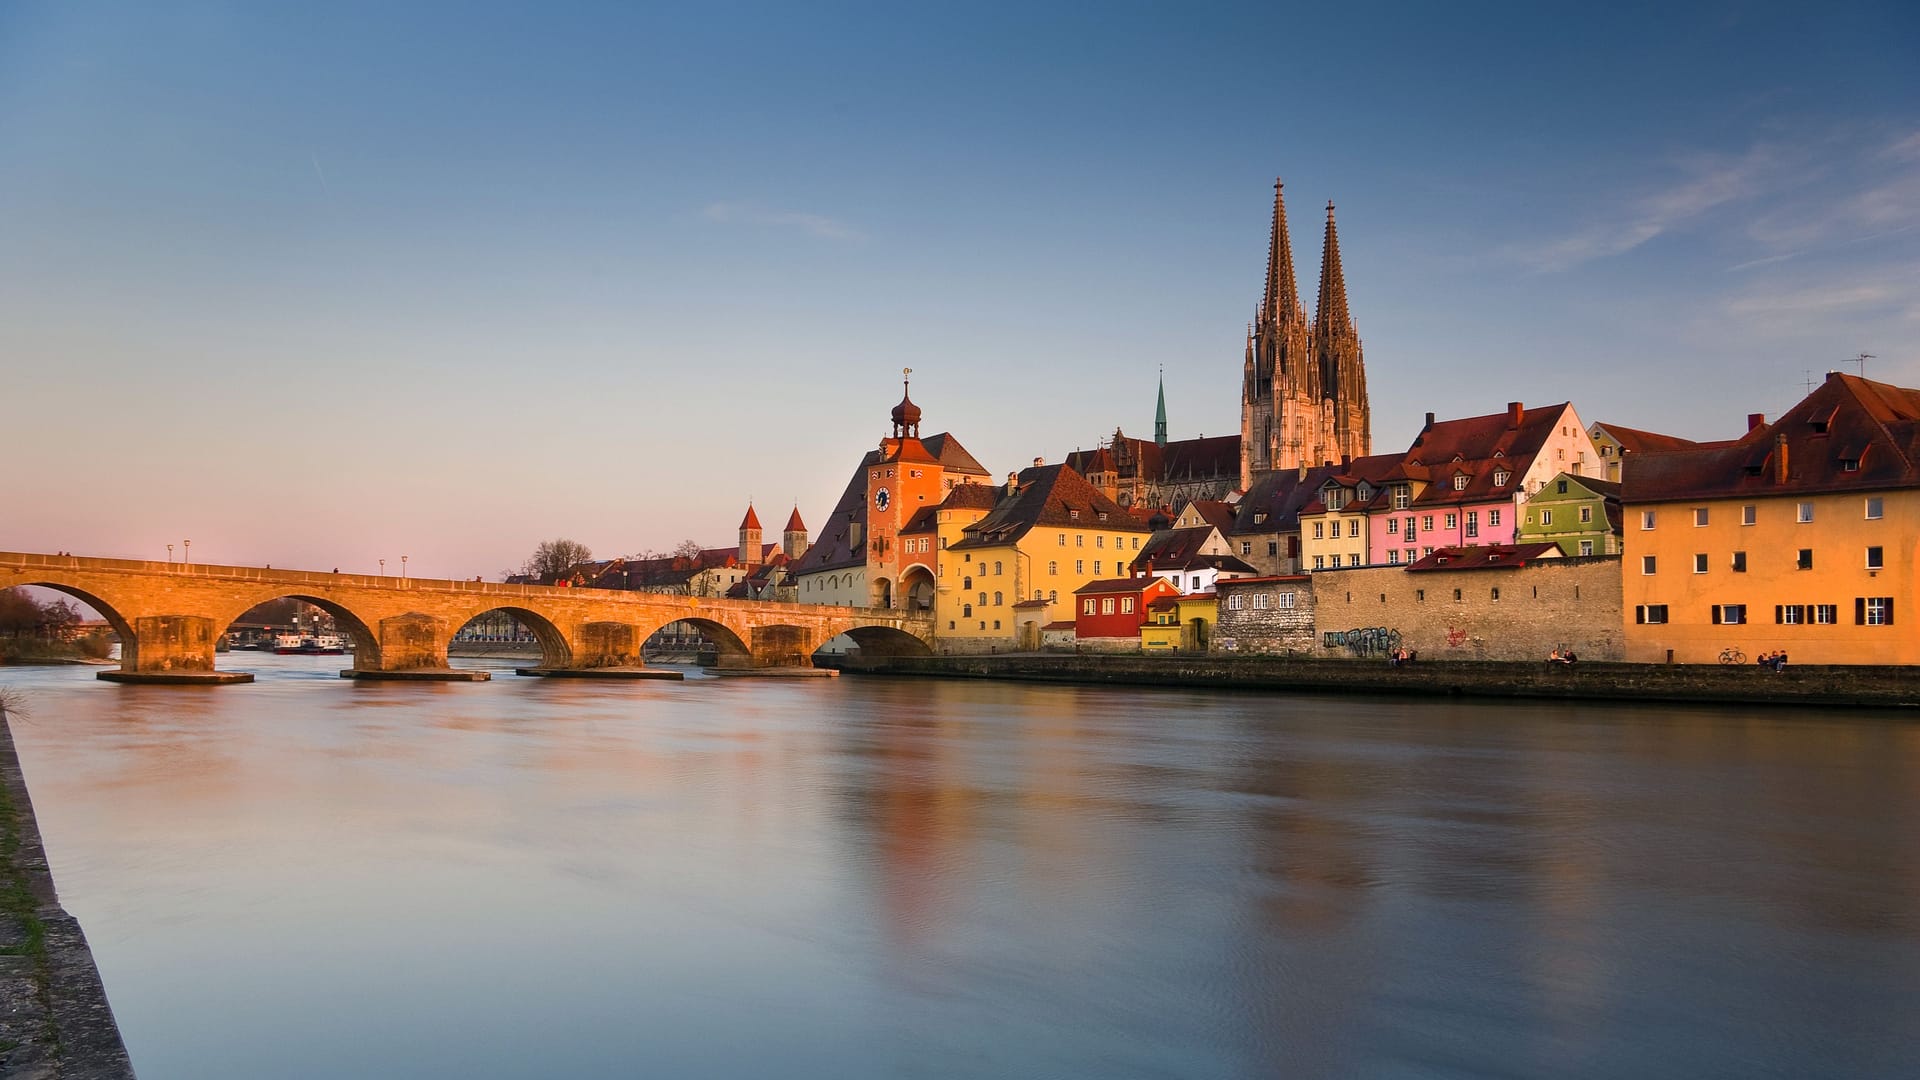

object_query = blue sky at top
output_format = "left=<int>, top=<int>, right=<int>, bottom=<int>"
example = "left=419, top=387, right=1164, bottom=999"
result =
left=1, top=1, right=1915, bottom=576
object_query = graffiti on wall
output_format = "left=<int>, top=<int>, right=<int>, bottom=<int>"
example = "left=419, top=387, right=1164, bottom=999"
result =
left=1323, top=626, right=1402, bottom=656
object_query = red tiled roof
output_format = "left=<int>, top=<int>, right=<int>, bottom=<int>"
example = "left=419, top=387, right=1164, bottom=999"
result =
left=1624, top=372, right=1920, bottom=502
left=739, top=505, right=761, bottom=530
left=784, top=507, right=806, bottom=532
left=1297, top=452, right=1412, bottom=516
left=1181, top=499, right=1239, bottom=533
left=1405, top=543, right=1563, bottom=572
left=1041, top=621, right=1077, bottom=631
left=951, top=464, right=1148, bottom=550
left=1393, top=403, right=1575, bottom=509
left=1216, top=574, right=1312, bottom=585
left=1230, top=466, right=1342, bottom=534
left=1011, top=599, right=1050, bottom=608
left=1592, top=423, right=1703, bottom=456
left=1073, top=577, right=1155, bottom=595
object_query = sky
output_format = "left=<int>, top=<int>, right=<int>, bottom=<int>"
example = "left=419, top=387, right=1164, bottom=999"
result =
left=2, top=1, right=1916, bottom=579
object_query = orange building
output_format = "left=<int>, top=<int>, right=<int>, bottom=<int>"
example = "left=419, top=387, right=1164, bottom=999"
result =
left=1622, top=372, right=1920, bottom=664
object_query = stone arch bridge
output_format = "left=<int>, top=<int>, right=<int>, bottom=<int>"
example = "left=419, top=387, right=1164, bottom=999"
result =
left=2, top=551, right=933, bottom=683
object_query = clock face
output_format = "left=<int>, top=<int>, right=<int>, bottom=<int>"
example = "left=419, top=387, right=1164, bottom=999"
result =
left=875, top=487, right=891, bottom=510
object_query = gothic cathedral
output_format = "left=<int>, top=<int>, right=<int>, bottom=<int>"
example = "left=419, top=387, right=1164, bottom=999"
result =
left=1239, top=180, right=1371, bottom=489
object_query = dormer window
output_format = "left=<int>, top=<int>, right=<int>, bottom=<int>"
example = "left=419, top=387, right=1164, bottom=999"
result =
left=1452, top=474, right=1469, bottom=491
left=1096, top=511, right=1109, bottom=521
left=1356, top=482, right=1372, bottom=500
left=1253, top=511, right=1268, bottom=525
left=1069, top=509, right=1080, bottom=520
left=1841, top=458, right=1860, bottom=472
left=1493, top=449, right=1506, bottom=458
left=1494, top=470, right=1511, bottom=487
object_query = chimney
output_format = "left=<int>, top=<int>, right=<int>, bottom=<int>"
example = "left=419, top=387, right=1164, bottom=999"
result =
left=1774, top=433, right=1789, bottom=483
left=1006, top=471, right=1019, bottom=496
left=1297, top=461, right=1307, bottom=481
left=1747, top=413, right=1765, bottom=432
left=1033, top=456, right=1044, bottom=467
left=1507, top=401, right=1524, bottom=429
left=1424, top=411, right=1435, bottom=429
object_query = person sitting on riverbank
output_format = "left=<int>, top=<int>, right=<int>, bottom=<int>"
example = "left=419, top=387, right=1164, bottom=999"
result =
left=1772, top=650, right=1788, bottom=673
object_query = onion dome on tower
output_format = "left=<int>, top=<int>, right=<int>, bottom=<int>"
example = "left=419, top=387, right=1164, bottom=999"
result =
left=891, top=367, right=922, bottom=438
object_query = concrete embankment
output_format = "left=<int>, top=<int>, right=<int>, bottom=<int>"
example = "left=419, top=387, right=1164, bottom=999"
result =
left=842, top=654, right=1920, bottom=709
left=0, top=708, right=135, bottom=1078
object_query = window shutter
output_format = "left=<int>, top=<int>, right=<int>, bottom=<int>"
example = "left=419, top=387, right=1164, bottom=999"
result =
left=1635, top=606, right=1645, bottom=625
left=1888, top=598, right=1895, bottom=626
left=1711, top=607, right=1721, bottom=625
left=1856, top=597, right=1866, bottom=625
left=1774, top=605, right=1783, bottom=624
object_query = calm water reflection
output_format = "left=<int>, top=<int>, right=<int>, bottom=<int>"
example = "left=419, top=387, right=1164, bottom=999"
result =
left=1, top=657, right=1917, bottom=1078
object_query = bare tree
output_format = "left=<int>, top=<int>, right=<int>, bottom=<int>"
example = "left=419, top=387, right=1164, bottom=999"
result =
left=670, top=539, right=705, bottom=563
left=519, top=539, right=594, bottom=580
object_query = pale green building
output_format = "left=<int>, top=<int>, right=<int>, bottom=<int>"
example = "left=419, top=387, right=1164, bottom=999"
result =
left=1519, top=473, right=1621, bottom=557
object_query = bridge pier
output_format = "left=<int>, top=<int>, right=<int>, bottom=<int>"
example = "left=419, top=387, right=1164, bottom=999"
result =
left=96, top=615, right=254, bottom=684
left=339, top=613, right=490, bottom=680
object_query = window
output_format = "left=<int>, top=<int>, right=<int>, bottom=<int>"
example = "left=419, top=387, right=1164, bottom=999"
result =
left=1388, top=518, right=1400, bottom=535
left=1422, top=516, right=1434, bottom=531
left=1635, top=605, right=1669, bottom=624
left=1711, top=604, right=1747, bottom=625
left=1075, top=560, right=1084, bottom=574
left=1119, top=596, right=1136, bottom=614
left=1253, top=593, right=1269, bottom=609
left=1742, top=505, right=1757, bottom=526
left=1405, top=518, right=1417, bottom=541
left=1445, top=513, right=1458, bottom=530
left=1578, top=540, right=1594, bottom=556
left=1866, top=497, right=1884, bottom=520
left=1556, top=479, right=1569, bottom=494
left=993, top=620, right=1001, bottom=630
left=1313, top=555, right=1325, bottom=570
left=1058, top=534, right=1066, bottom=546
left=1642, top=555, right=1657, bottom=575
left=1488, top=510, right=1501, bottom=527
left=1731, top=551, right=1747, bottom=572
left=1641, top=510, right=1657, bottom=530
left=965, top=604, right=975, bottom=617
left=1191, top=575, right=1203, bottom=590
left=1540, top=509, right=1553, bottom=526
left=1048, top=561, right=1057, bottom=575
left=1491, top=587, right=1501, bottom=601
left=1860, top=597, right=1894, bottom=625
left=1814, top=604, right=1837, bottom=624
left=1227, top=594, right=1244, bottom=610
left=1095, top=536, right=1104, bottom=548
left=1465, top=512, right=1479, bottom=538
left=1777, top=605, right=1805, bottom=625
left=992, top=591, right=1003, bottom=605
left=963, top=576, right=972, bottom=590
left=1100, top=597, right=1115, bottom=615
left=978, top=592, right=987, bottom=606
left=1797, top=549, right=1813, bottom=571
left=1867, top=546, right=1884, bottom=570
left=1416, top=589, right=1426, bottom=601
left=1694, top=508, right=1709, bottom=526
left=1693, top=553, right=1708, bottom=574
left=993, top=561, right=1003, bottom=574
left=1394, top=488, right=1410, bottom=509
left=1494, top=470, right=1510, bottom=487
left=1075, top=534, right=1084, bottom=547
left=1277, top=591, right=1295, bottom=608
left=1312, top=522, right=1324, bottom=539
left=1267, top=542, right=1279, bottom=557
left=948, top=621, right=955, bottom=630
left=1081, top=599, right=1095, bottom=615
left=1579, top=506, right=1592, bottom=523
left=1069, top=510, right=1080, bottom=520
left=1453, top=588, right=1463, bottom=601
left=1453, top=474, right=1469, bottom=491
left=1388, top=550, right=1400, bottom=564
left=1131, top=537, right=1140, bottom=549
left=1094, top=561, right=1103, bottom=574
left=1241, top=541, right=1252, bottom=555
left=1330, top=554, right=1342, bottom=568
left=1797, top=502, right=1814, bottom=523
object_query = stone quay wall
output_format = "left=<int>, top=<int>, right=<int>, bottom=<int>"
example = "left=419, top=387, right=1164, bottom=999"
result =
left=1310, top=557, right=1624, bottom=663
left=842, top=653, right=1920, bottom=709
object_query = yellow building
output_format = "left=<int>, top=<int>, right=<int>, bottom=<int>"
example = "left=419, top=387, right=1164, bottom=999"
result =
left=936, top=463, right=1155, bottom=652
left=1622, top=372, right=1920, bottom=664
left=1140, top=594, right=1218, bottom=652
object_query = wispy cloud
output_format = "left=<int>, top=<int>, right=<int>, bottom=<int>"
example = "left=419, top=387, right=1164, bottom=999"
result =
left=701, top=201, right=863, bottom=241
left=1504, top=145, right=1789, bottom=272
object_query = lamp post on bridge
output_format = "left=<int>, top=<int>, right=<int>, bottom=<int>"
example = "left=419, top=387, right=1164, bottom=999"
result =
left=402, top=555, right=408, bottom=582
left=183, top=539, right=191, bottom=566
left=166, top=544, right=173, bottom=566
left=379, top=559, right=385, bottom=577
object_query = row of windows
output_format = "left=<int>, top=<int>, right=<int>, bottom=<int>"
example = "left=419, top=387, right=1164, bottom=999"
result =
left=948, top=619, right=1004, bottom=630
left=1080, top=596, right=1138, bottom=616
left=1642, top=498, right=1885, bottom=530
left=1224, top=591, right=1297, bottom=610
left=1055, top=533, right=1140, bottom=549
left=1642, top=547, right=1886, bottom=574
left=1636, top=599, right=1892, bottom=625
left=1237, top=540, right=1282, bottom=558
left=1527, top=506, right=1595, bottom=526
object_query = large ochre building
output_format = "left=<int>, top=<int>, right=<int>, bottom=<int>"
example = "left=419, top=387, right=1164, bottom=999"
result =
left=1622, top=372, right=1920, bottom=664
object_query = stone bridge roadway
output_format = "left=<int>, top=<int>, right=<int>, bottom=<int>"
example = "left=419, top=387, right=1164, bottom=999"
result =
left=1, top=551, right=934, bottom=683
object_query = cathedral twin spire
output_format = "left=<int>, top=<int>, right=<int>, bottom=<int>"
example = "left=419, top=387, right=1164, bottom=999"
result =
left=1240, top=179, right=1370, bottom=486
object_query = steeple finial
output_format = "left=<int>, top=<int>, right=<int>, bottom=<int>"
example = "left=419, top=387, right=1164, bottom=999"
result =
left=889, top=366, right=921, bottom=437
left=1315, top=200, right=1351, bottom=337
left=1262, top=178, right=1303, bottom=326
left=1154, top=367, right=1168, bottom=448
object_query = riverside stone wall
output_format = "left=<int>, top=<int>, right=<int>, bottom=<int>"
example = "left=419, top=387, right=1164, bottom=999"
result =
left=1310, top=557, right=1624, bottom=662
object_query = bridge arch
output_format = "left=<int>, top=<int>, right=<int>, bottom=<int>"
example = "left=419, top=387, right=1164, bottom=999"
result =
left=639, top=616, right=752, bottom=668
left=5, top=580, right=137, bottom=667
left=838, top=624, right=935, bottom=659
left=213, top=591, right=382, bottom=667
left=899, top=565, right=935, bottom=612
left=449, top=605, right=571, bottom=669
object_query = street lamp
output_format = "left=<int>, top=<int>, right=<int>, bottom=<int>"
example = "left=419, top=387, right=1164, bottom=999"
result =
left=183, top=539, right=191, bottom=566
left=166, top=544, right=173, bottom=566
left=379, top=559, right=386, bottom=577
left=401, top=555, right=409, bottom=581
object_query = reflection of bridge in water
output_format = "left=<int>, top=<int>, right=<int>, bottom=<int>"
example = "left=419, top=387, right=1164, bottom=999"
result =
left=2, top=551, right=933, bottom=684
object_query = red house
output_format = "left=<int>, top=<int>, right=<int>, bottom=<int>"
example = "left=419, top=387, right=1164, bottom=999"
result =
left=1072, top=577, right=1180, bottom=649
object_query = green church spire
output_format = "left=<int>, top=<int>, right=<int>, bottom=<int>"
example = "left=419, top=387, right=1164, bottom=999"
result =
left=1154, top=367, right=1168, bottom=448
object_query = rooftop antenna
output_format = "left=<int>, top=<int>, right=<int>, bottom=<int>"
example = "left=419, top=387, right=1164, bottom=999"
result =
left=1804, top=370, right=1815, bottom=395
left=1847, top=353, right=1875, bottom=377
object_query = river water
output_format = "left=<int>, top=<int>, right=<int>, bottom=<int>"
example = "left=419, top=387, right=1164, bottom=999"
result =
left=0, top=655, right=1916, bottom=1079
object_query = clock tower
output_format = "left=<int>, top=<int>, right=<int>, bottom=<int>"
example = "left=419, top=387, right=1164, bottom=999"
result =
left=865, top=369, right=951, bottom=608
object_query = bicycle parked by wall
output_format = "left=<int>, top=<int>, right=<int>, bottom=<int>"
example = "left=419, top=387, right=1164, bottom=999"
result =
left=1718, top=646, right=1746, bottom=665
